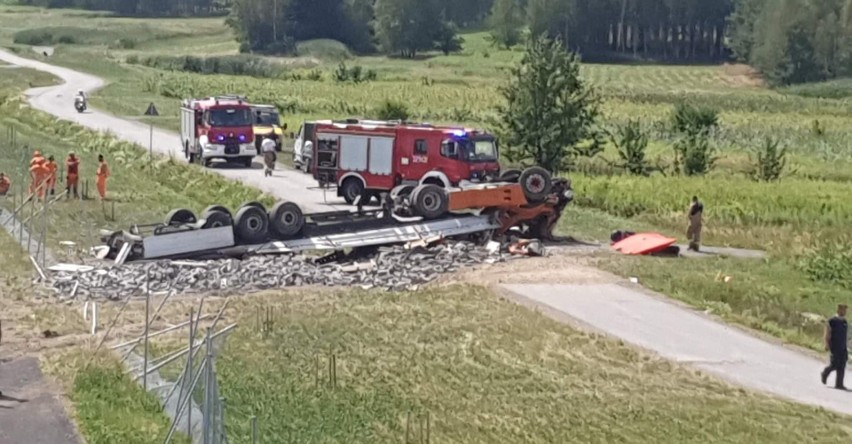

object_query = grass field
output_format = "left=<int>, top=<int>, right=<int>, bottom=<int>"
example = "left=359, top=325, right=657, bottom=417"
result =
left=3, top=4, right=852, bottom=440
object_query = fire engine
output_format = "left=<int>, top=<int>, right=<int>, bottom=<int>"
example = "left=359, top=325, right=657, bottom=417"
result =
left=180, top=95, right=257, bottom=168
left=311, top=119, right=502, bottom=204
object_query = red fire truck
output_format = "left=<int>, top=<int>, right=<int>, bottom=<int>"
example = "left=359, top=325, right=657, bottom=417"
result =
left=311, top=119, right=502, bottom=204
left=180, top=95, right=257, bottom=168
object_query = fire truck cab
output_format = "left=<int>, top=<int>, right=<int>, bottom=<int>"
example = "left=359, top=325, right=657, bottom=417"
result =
left=180, top=95, right=257, bottom=168
left=311, top=119, right=501, bottom=204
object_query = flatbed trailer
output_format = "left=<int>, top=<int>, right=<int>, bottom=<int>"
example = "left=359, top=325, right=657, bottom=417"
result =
left=99, top=168, right=573, bottom=263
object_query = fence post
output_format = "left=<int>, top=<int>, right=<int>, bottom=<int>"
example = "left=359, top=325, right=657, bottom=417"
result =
left=143, top=271, right=151, bottom=391
left=251, top=415, right=258, bottom=444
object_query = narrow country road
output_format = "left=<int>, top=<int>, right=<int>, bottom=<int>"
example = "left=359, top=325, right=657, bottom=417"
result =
left=503, top=283, right=852, bottom=416
left=0, top=49, right=347, bottom=213
left=4, top=48, right=852, bottom=419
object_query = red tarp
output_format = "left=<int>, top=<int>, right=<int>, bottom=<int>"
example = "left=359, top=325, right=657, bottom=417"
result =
left=611, top=232, right=677, bottom=255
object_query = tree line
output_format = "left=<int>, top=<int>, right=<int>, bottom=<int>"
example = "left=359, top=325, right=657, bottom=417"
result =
left=17, top=0, right=230, bottom=16
left=728, top=0, right=852, bottom=84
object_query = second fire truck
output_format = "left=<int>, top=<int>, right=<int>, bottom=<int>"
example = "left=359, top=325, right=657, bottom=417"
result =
left=311, top=119, right=503, bottom=204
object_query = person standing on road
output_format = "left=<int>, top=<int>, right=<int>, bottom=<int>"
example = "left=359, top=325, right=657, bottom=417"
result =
left=45, top=155, right=58, bottom=196
left=821, top=304, right=848, bottom=390
left=687, top=196, right=704, bottom=252
left=66, top=152, right=80, bottom=199
left=261, top=136, right=277, bottom=177
left=96, top=154, right=110, bottom=201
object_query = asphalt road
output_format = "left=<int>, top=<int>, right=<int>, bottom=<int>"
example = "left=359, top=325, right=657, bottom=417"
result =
left=0, top=49, right=347, bottom=213
left=504, top=283, right=852, bottom=416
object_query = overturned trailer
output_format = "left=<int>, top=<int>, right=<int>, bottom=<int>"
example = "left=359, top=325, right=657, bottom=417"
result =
left=99, top=168, right=573, bottom=263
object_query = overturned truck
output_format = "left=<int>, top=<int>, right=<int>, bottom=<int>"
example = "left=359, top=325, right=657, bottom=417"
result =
left=100, top=168, right=573, bottom=263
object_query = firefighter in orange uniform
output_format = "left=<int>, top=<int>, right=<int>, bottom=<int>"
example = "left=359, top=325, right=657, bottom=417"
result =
left=30, top=150, right=44, bottom=167
left=66, top=152, right=80, bottom=199
left=96, top=154, right=109, bottom=201
left=29, top=158, right=49, bottom=199
left=45, top=155, right=58, bottom=196
left=0, top=172, right=11, bottom=196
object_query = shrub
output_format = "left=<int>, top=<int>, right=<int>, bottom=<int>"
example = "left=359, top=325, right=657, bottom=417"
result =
left=671, top=103, right=719, bottom=136
left=128, top=55, right=282, bottom=79
left=611, top=120, right=650, bottom=176
left=674, top=133, right=716, bottom=176
left=750, top=137, right=788, bottom=182
left=333, top=62, right=376, bottom=83
left=374, top=100, right=410, bottom=121
left=799, top=245, right=852, bottom=289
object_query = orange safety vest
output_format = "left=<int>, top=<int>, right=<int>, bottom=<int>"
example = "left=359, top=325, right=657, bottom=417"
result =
left=97, top=161, right=110, bottom=179
left=66, top=157, right=80, bottom=176
left=46, top=161, right=58, bottom=185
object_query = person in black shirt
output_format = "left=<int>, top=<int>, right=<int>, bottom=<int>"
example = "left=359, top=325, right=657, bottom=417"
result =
left=821, top=304, right=848, bottom=389
left=687, top=196, right=704, bottom=252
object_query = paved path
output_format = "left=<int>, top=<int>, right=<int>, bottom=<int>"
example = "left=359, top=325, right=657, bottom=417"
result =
left=503, top=283, right=852, bottom=416
left=0, top=49, right=347, bottom=213
left=0, top=357, right=82, bottom=444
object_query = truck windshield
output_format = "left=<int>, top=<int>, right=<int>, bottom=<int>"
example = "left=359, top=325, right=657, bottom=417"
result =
left=254, top=110, right=280, bottom=125
left=208, top=108, right=252, bottom=127
left=461, top=139, right=498, bottom=162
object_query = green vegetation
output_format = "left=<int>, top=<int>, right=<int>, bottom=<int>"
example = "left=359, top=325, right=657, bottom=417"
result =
left=200, top=286, right=852, bottom=443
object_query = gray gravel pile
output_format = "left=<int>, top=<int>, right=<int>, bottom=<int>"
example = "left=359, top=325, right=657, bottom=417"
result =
left=49, top=241, right=504, bottom=300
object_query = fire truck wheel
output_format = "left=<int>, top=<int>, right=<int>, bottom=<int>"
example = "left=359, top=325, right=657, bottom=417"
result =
left=269, top=201, right=305, bottom=238
left=234, top=206, right=269, bottom=244
left=203, top=205, right=232, bottom=219
left=239, top=201, right=266, bottom=212
left=498, top=169, right=522, bottom=183
left=411, top=184, right=449, bottom=220
left=242, top=156, right=254, bottom=168
left=519, top=167, right=553, bottom=203
left=202, top=210, right=233, bottom=229
left=165, top=208, right=197, bottom=226
left=341, top=178, right=364, bottom=205
left=389, top=184, right=415, bottom=200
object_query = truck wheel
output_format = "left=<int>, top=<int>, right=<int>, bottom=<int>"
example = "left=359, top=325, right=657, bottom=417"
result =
left=203, top=205, right=232, bottom=219
left=519, top=167, right=552, bottom=203
left=499, top=169, right=522, bottom=183
left=269, top=201, right=304, bottom=238
left=202, top=210, right=232, bottom=229
left=389, top=184, right=415, bottom=201
left=242, top=156, right=254, bottom=168
left=239, top=201, right=266, bottom=212
left=341, top=178, right=364, bottom=205
left=234, top=206, right=269, bottom=244
left=165, top=208, right=197, bottom=226
left=411, top=184, right=448, bottom=220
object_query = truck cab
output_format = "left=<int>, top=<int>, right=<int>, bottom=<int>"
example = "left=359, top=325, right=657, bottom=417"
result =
left=251, top=105, right=286, bottom=152
left=180, top=96, right=256, bottom=168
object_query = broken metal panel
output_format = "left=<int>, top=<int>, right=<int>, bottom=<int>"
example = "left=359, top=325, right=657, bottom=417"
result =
left=255, top=215, right=499, bottom=254
left=142, top=226, right=234, bottom=259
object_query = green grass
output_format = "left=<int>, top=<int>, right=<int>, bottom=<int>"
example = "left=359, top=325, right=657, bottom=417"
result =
left=190, top=286, right=852, bottom=443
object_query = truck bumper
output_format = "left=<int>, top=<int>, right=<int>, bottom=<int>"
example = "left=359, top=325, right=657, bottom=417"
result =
left=201, top=143, right=257, bottom=159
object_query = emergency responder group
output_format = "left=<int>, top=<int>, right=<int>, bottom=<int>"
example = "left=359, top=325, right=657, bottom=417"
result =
left=0, top=151, right=109, bottom=201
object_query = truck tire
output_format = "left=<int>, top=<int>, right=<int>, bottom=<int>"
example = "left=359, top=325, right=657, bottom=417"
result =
left=498, top=168, right=522, bottom=183
left=203, top=205, right=232, bottom=219
left=411, top=184, right=448, bottom=220
left=519, top=167, right=552, bottom=203
left=202, top=210, right=232, bottom=229
left=234, top=206, right=269, bottom=244
left=389, top=184, right=415, bottom=201
left=269, top=201, right=304, bottom=238
left=165, top=208, right=197, bottom=226
left=239, top=201, right=266, bottom=212
left=340, top=177, right=364, bottom=205
left=242, top=156, right=254, bottom=168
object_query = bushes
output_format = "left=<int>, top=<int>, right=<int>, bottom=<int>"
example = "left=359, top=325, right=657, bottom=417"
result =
left=127, top=55, right=284, bottom=79
left=610, top=120, right=650, bottom=176
left=799, top=245, right=852, bottom=289
left=333, top=62, right=377, bottom=83
left=13, top=28, right=77, bottom=45
left=750, top=137, right=788, bottom=182
left=373, top=100, right=410, bottom=121
left=670, top=103, right=719, bottom=176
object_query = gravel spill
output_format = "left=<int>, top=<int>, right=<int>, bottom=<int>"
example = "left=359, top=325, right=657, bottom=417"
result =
left=49, top=242, right=505, bottom=300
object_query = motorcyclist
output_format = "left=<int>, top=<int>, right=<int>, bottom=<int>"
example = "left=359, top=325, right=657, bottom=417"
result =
left=74, top=89, right=87, bottom=106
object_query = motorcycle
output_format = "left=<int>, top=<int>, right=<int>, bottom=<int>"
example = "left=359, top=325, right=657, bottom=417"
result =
left=74, top=96, right=87, bottom=113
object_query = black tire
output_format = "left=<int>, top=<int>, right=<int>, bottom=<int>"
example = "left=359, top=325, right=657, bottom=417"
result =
left=340, top=177, right=364, bottom=205
left=519, top=167, right=552, bottom=203
left=202, top=210, right=233, bottom=229
left=240, top=201, right=266, bottom=212
left=203, top=205, right=232, bottom=219
left=233, top=206, right=269, bottom=244
left=268, top=201, right=305, bottom=238
left=411, top=184, right=449, bottom=220
left=389, top=184, right=415, bottom=200
left=499, top=168, right=522, bottom=183
left=242, top=156, right=254, bottom=168
left=165, top=208, right=197, bottom=226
